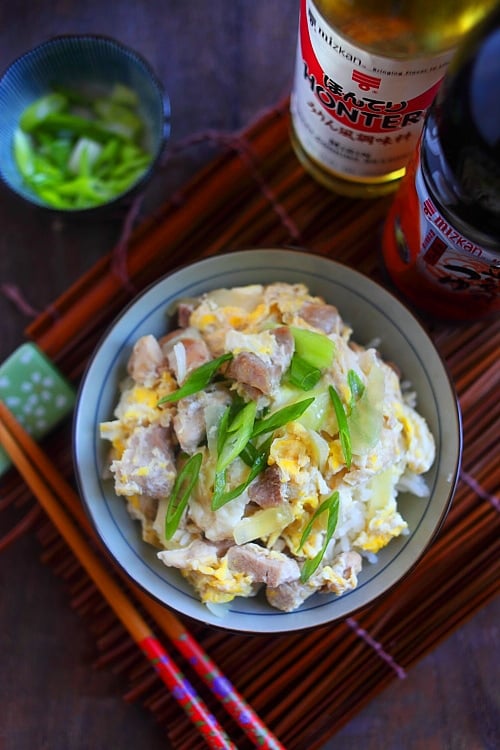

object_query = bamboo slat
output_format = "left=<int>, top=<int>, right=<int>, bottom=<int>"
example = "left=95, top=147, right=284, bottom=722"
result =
left=2, top=97, right=499, bottom=750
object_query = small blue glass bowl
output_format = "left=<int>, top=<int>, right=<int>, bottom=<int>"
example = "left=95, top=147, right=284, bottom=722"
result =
left=0, top=34, right=170, bottom=212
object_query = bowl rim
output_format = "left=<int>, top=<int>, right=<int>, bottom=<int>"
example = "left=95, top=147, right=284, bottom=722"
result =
left=73, top=248, right=463, bottom=633
left=0, top=33, right=170, bottom=214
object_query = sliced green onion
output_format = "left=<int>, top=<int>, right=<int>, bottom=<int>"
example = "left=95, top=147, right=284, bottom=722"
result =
left=165, top=452, right=202, bottom=539
left=328, top=386, right=352, bottom=469
left=347, top=369, right=365, bottom=411
left=211, top=435, right=273, bottom=510
left=216, top=404, right=231, bottom=454
left=239, top=441, right=258, bottom=467
left=110, top=83, right=139, bottom=107
left=299, top=491, right=340, bottom=582
left=251, top=397, right=315, bottom=439
left=13, top=87, right=154, bottom=209
left=158, top=352, right=233, bottom=404
left=38, top=136, right=73, bottom=171
left=68, top=137, right=102, bottom=175
left=92, top=98, right=144, bottom=140
left=211, top=466, right=227, bottom=506
left=290, top=326, right=336, bottom=370
left=13, top=128, right=36, bottom=178
left=19, top=92, right=67, bottom=132
left=216, top=400, right=257, bottom=473
left=348, top=365, right=384, bottom=454
left=288, top=354, right=321, bottom=391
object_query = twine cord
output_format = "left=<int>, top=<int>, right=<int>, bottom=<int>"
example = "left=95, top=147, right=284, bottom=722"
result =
left=110, top=192, right=145, bottom=295
left=1, top=283, right=40, bottom=319
left=461, top=470, right=500, bottom=512
left=346, top=617, right=407, bottom=680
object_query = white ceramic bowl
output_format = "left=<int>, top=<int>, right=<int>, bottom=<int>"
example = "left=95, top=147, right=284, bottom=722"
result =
left=73, top=249, right=462, bottom=633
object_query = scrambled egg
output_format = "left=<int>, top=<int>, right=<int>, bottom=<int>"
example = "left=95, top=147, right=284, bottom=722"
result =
left=101, top=283, right=436, bottom=612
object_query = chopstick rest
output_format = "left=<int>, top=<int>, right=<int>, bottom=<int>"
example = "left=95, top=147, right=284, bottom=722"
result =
left=0, top=343, right=75, bottom=475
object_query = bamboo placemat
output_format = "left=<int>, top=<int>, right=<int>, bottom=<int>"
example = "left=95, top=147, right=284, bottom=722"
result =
left=3, top=97, right=500, bottom=750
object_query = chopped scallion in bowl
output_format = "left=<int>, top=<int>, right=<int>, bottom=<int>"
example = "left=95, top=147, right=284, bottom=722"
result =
left=0, top=35, right=169, bottom=212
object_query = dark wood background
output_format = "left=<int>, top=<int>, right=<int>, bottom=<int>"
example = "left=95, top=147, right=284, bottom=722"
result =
left=0, top=2, right=498, bottom=749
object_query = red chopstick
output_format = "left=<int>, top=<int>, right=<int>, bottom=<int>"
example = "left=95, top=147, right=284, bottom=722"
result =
left=0, top=401, right=236, bottom=750
left=0, top=400, right=287, bottom=750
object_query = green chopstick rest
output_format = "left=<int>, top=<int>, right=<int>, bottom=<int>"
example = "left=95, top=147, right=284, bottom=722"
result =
left=0, top=343, right=76, bottom=476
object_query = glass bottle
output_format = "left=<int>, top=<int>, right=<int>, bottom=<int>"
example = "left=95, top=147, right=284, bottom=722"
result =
left=290, top=0, right=499, bottom=198
left=382, top=6, right=500, bottom=321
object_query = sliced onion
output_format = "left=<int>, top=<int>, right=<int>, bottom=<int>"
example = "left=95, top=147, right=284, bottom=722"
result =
left=348, top=365, right=384, bottom=454
left=233, top=505, right=294, bottom=545
left=205, top=601, right=231, bottom=618
left=306, top=428, right=330, bottom=470
left=172, top=341, right=187, bottom=383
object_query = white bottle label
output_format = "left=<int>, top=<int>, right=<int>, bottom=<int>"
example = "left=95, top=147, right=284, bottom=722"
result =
left=291, top=0, right=453, bottom=178
left=415, top=165, right=500, bottom=299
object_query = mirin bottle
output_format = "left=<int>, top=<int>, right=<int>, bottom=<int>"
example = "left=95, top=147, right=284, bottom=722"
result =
left=290, top=0, right=498, bottom=198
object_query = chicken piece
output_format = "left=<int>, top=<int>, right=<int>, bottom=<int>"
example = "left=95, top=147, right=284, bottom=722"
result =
left=160, top=327, right=212, bottom=384
left=299, top=300, right=341, bottom=334
left=273, top=326, right=295, bottom=366
left=319, top=551, right=362, bottom=595
left=226, top=351, right=272, bottom=393
left=189, top=475, right=249, bottom=542
left=173, top=395, right=205, bottom=454
left=248, top=465, right=286, bottom=508
left=266, top=579, right=315, bottom=611
left=226, top=326, right=294, bottom=396
left=127, top=334, right=166, bottom=387
left=157, top=539, right=224, bottom=569
left=227, top=543, right=300, bottom=587
left=110, top=423, right=176, bottom=499
left=159, top=539, right=255, bottom=604
left=176, top=301, right=196, bottom=328
left=173, top=388, right=232, bottom=454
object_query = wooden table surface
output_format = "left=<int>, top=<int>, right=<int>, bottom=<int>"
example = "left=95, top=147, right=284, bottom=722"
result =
left=0, top=2, right=498, bottom=749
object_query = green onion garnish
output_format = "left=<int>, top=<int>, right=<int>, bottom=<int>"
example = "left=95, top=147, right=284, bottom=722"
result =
left=165, top=452, right=203, bottom=539
left=299, top=491, right=340, bottom=582
left=211, top=467, right=227, bottom=507
left=251, top=397, right=315, bottom=439
left=239, top=441, right=258, bottom=467
left=216, top=400, right=257, bottom=473
left=13, top=86, right=154, bottom=210
left=158, top=352, right=233, bottom=405
left=211, top=435, right=273, bottom=510
left=19, top=92, right=67, bottom=132
left=328, top=386, right=352, bottom=469
left=347, top=369, right=365, bottom=411
left=290, top=326, right=336, bottom=370
left=288, top=354, right=322, bottom=391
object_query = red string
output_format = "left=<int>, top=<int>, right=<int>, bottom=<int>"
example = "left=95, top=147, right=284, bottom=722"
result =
left=1, top=283, right=40, bottom=319
left=0, top=504, right=42, bottom=553
left=346, top=617, right=407, bottom=679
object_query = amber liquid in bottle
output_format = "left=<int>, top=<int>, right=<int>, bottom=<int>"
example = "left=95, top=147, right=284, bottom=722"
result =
left=290, top=0, right=499, bottom=198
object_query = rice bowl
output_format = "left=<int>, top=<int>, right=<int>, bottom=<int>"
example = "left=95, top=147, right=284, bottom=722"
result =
left=73, top=249, right=462, bottom=633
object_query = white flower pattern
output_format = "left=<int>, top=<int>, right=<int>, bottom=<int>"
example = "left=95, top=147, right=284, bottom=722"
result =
left=0, top=344, right=75, bottom=473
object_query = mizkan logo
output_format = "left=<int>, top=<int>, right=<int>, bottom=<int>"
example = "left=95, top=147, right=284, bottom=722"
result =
left=352, top=70, right=381, bottom=93
left=422, top=194, right=483, bottom=257
left=299, top=0, right=441, bottom=133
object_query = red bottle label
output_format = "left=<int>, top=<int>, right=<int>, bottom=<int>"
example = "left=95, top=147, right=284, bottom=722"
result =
left=415, top=168, right=500, bottom=298
left=291, top=0, right=452, bottom=178
left=382, top=152, right=500, bottom=320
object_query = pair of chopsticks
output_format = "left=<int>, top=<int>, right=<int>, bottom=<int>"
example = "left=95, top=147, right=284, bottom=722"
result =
left=0, top=401, right=286, bottom=750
